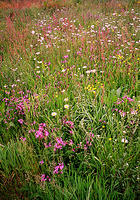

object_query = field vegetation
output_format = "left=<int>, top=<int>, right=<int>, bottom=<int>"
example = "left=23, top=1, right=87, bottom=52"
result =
left=0, top=0, right=139, bottom=199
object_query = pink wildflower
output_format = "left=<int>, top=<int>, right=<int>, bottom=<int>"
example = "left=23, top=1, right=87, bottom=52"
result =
left=40, top=160, right=44, bottom=165
left=20, top=137, right=26, bottom=142
left=18, top=119, right=24, bottom=124
left=53, top=163, right=64, bottom=174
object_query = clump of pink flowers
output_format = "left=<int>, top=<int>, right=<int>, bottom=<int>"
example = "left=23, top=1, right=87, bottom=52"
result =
left=41, top=174, right=51, bottom=182
left=20, top=136, right=26, bottom=141
left=54, top=137, right=67, bottom=151
left=53, top=163, right=64, bottom=174
left=115, top=96, right=134, bottom=105
left=65, top=120, right=74, bottom=129
left=18, top=119, right=24, bottom=124
left=35, top=123, right=49, bottom=139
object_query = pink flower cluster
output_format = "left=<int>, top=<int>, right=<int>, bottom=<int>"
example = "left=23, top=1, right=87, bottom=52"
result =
left=16, top=97, right=30, bottom=114
left=54, top=137, right=67, bottom=151
left=18, top=119, right=24, bottom=124
left=20, top=136, right=26, bottom=141
left=112, top=96, right=135, bottom=117
left=41, top=174, right=51, bottom=182
left=53, top=163, right=64, bottom=174
left=122, top=96, right=134, bottom=102
left=65, top=120, right=74, bottom=129
left=115, top=96, right=134, bottom=105
left=72, top=133, right=94, bottom=152
left=35, top=123, right=49, bottom=139
left=112, top=108, right=126, bottom=117
left=44, top=142, right=52, bottom=148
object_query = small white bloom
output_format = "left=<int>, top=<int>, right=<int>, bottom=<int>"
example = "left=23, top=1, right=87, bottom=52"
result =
left=51, top=112, right=57, bottom=116
left=131, top=110, right=137, bottom=115
left=32, top=30, right=35, bottom=34
left=90, top=69, right=96, bottom=73
left=62, top=69, right=66, bottom=72
left=123, top=131, right=126, bottom=133
left=36, top=52, right=40, bottom=55
left=86, top=70, right=91, bottom=74
left=64, top=104, right=69, bottom=109
left=121, top=138, right=128, bottom=143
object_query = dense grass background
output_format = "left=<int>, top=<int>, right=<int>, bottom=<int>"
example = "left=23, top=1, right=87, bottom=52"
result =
left=0, top=0, right=139, bottom=199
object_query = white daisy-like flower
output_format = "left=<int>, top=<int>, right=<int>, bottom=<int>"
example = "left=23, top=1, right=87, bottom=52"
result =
left=85, top=70, right=91, bottom=74
left=32, top=30, right=35, bottom=34
left=121, top=138, right=128, bottom=143
left=36, top=52, right=40, bottom=55
left=86, top=69, right=96, bottom=74
left=64, top=104, right=69, bottom=109
left=51, top=112, right=57, bottom=116
left=90, top=69, right=96, bottom=73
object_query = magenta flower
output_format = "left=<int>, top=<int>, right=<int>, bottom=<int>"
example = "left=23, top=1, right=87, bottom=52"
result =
left=41, top=174, right=51, bottom=182
left=65, top=121, right=74, bottom=129
left=64, top=55, right=68, bottom=58
left=20, top=137, right=26, bottom=142
left=35, top=123, right=49, bottom=139
left=69, top=139, right=73, bottom=146
left=54, top=137, right=67, bottom=151
left=53, top=163, right=64, bottom=174
left=39, top=160, right=44, bottom=165
left=41, top=174, right=47, bottom=182
left=18, top=119, right=24, bottom=124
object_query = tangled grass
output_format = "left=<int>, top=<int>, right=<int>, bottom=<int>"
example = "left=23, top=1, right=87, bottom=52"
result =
left=0, top=0, right=139, bottom=199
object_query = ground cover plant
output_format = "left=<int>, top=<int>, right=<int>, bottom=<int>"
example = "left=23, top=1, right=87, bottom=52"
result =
left=0, top=0, right=140, bottom=199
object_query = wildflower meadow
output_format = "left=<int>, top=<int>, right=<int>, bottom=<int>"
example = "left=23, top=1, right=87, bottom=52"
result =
left=0, top=0, right=139, bottom=199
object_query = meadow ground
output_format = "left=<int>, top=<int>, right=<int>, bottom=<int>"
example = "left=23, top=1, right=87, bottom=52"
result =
left=0, top=0, right=139, bottom=199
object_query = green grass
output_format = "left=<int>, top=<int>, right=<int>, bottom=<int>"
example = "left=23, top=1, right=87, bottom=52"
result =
left=0, top=0, right=139, bottom=199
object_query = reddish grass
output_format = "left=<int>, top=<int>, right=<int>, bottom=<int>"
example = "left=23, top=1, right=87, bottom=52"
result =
left=0, top=0, right=45, bottom=9
left=0, top=0, right=71, bottom=9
